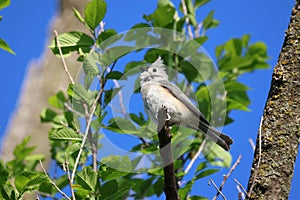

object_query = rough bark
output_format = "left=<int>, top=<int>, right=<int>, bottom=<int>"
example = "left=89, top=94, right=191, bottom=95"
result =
left=1, top=0, right=87, bottom=162
left=247, top=1, right=300, bottom=199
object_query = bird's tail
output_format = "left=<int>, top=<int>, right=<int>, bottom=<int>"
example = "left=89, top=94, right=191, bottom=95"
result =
left=198, top=123, right=233, bottom=151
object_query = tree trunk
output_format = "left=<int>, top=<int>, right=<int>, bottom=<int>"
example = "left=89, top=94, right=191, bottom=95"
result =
left=247, top=1, right=300, bottom=199
left=1, top=0, right=87, bottom=162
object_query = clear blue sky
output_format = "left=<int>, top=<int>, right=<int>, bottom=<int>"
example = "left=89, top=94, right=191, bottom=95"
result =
left=0, top=0, right=298, bottom=199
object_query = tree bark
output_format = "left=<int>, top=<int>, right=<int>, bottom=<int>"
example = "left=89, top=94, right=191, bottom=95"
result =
left=247, top=1, right=300, bottom=199
left=1, top=0, right=87, bottom=162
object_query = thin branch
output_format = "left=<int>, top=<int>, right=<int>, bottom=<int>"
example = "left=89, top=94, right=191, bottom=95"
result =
left=208, top=178, right=226, bottom=200
left=184, top=139, right=206, bottom=174
left=213, top=154, right=242, bottom=200
left=54, top=30, right=75, bottom=84
left=65, top=154, right=75, bottom=200
left=247, top=116, right=263, bottom=197
left=64, top=102, right=85, bottom=117
left=71, top=88, right=102, bottom=182
left=248, top=138, right=255, bottom=152
left=234, top=178, right=247, bottom=198
left=39, top=160, right=71, bottom=200
left=180, top=0, right=193, bottom=39
left=236, top=185, right=245, bottom=200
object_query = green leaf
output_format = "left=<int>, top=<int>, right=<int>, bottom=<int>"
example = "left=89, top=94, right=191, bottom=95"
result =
left=105, top=71, right=126, bottom=80
left=148, top=4, right=176, bottom=27
left=84, top=0, right=107, bottom=30
left=48, top=91, right=67, bottom=109
left=15, top=172, right=47, bottom=195
left=247, top=41, right=268, bottom=58
left=190, top=196, right=209, bottom=200
left=40, top=108, right=57, bottom=123
left=178, top=180, right=194, bottom=200
left=103, top=86, right=122, bottom=106
left=76, top=167, right=98, bottom=192
left=73, top=7, right=85, bottom=23
left=194, top=0, right=210, bottom=8
left=83, top=53, right=100, bottom=75
left=195, top=169, right=219, bottom=180
left=97, top=29, right=117, bottom=44
left=49, top=127, right=82, bottom=142
left=124, top=61, right=145, bottom=75
left=202, top=10, right=219, bottom=30
left=0, top=161, right=9, bottom=186
left=49, top=31, right=94, bottom=56
left=224, top=38, right=243, bottom=56
left=0, top=0, right=10, bottom=10
left=13, top=136, right=35, bottom=160
left=0, top=38, right=15, bottom=54
left=204, top=143, right=232, bottom=167
left=105, top=117, right=138, bottom=134
left=101, top=155, right=133, bottom=172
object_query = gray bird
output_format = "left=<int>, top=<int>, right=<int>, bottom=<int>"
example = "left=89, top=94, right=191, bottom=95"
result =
left=140, top=57, right=233, bottom=151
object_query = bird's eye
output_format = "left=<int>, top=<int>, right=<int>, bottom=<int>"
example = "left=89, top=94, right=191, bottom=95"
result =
left=152, top=68, right=157, bottom=72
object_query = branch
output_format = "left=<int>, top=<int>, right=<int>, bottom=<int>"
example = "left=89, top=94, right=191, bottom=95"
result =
left=247, top=116, right=263, bottom=197
left=180, top=0, right=193, bottom=39
left=184, top=139, right=206, bottom=174
left=39, top=160, right=71, bottom=200
left=157, top=106, right=179, bottom=200
left=208, top=178, right=226, bottom=200
left=65, top=154, right=75, bottom=200
left=213, top=154, right=242, bottom=200
left=234, top=178, right=247, bottom=199
left=54, top=30, right=75, bottom=84
left=71, top=88, right=102, bottom=182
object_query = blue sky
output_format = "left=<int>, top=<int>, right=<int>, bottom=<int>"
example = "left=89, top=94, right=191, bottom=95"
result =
left=0, top=0, right=298, bottom=199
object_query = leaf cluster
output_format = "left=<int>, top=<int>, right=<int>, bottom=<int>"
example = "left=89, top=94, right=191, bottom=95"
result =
left=0, top=0, right=270, bottom=199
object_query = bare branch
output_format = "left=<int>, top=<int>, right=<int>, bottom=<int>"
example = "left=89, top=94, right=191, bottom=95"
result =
left=208, top=178, right=226, bottom=200
left=184, top=139, right=206, bottom=174
left=213, top=154, right=242, bottom=200
left=54, top=30, right=75, bottom=84
left=180, top=0, right=193, bottom=39
left=234, top=178, right=247, bottom=198
left=248, top=138, right=255, bottom=152
left=247, top=116, right=263, bottom=197
left=39, top=160, right=71, bottom=200
left=65, top=154, right=75, bottom=200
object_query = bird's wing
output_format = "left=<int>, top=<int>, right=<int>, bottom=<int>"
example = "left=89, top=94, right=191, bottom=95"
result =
left=158, top=80, right=209, bottom=125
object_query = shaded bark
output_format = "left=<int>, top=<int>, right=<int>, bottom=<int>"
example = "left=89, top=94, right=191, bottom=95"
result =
left=247, top=1, right=300, bottom=199
left=157, top=107, right=179, bottom=200
left=1, top=0, right=87, bottom=162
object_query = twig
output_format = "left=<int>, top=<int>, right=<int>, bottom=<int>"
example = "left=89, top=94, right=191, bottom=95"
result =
left=247, top=116, right=263, bottom=197
left=64, top=102, right=85, bottom=117
left=65, top=154, right=75, bottom=200
left=234, top=178, right=247, bottom=198
left=54, top=30, right=75, bottom=84
left=236, top=185, right=245, bottom=200
left=71, top=88, right=102, bottom=182
left=184, top=139, right=206, bottom=174
left=213, top=154, right=242, bottom=200
left=248, top=138, right=255, bottom=152
left=39, top=160, right=71, bottom=200
left=180, top=0, right=193, bottom=39
left=208, top=178, right=226, bottom=200
left=157, top=106, right=179, bottom=200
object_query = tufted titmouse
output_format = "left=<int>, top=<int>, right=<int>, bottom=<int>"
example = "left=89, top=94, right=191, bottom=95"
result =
left=140, top=57, right=233, bottom=151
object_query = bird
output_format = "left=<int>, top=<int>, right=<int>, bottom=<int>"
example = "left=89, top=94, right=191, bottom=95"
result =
left=140, top=56, right=233, bottom=151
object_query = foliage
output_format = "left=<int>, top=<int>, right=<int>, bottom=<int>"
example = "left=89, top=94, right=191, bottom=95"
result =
left=0, top=0, right=15, bottom=55
left=0, top=0, right=269, bottom=199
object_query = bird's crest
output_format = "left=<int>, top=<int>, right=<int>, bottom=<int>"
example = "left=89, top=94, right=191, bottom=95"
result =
left=151, top=56, right=165, bottom=70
